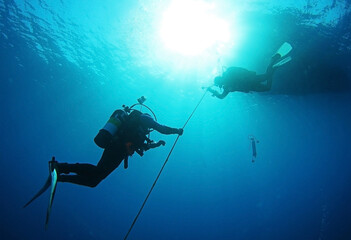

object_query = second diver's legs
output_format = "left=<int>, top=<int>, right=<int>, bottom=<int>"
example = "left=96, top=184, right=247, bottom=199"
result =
left=250, top=72, right=274, bottom=92
left=250, top=55, right=281, bottom=92
left=57, top=142, right=126, bottom=187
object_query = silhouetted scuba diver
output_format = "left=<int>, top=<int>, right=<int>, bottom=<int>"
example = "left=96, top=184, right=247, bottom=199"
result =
left=207, top=42, right=292, bottom=99
left=52, top=99, right=183, bottom=188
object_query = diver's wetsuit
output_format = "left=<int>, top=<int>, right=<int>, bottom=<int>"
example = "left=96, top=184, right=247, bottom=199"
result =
left=57, top=114, right=180, bottom=187
left=209, top=56, right=278, bottom=99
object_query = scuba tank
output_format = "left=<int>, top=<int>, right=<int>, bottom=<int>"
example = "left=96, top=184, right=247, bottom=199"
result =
left=94, top=109, right=127, bottom=149
left=94, top=96, right=156, bottom=150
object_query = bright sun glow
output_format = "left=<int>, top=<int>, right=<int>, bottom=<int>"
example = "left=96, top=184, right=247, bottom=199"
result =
left=160, top=0, right=231, bottom=56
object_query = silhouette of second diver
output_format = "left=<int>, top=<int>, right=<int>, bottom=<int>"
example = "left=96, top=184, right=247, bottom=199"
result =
left=207, top=42, right=292, bottom=99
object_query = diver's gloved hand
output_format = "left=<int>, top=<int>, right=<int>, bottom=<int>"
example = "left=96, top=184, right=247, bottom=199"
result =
left=177, top=128, right=184, bottom=136
left=206, top=87, right=218, bottom=97
left=144, top=140, right=166, bottom=150
left=207, top=87, right=215, bottom=93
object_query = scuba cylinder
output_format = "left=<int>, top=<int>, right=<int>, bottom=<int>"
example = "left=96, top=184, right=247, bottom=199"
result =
left=94, top=96, right=156, bottom=150
left=94, top=109, right=127, bottom=149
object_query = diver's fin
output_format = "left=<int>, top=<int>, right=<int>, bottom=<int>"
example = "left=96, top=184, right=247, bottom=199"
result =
left=273, top=56, right=292, bottom=68
left=23, top=157, right=58, bottom=208
left=275, top=42, right=292, bottom=58
left=23, top=175, right=51, bottom=208
left=45, top=166, right=58, bottom=230
left=23, top=156, right=59, bottom=230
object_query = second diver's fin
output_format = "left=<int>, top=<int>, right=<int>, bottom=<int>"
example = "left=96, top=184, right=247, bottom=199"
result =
left=275, top=42, right=292, bottom=58
left=273, top=56, right=292, bottom=68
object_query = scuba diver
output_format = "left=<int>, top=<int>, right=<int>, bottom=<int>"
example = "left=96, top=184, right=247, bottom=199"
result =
left=207, top=42, right=293, bottom=99
left=51, top=97, right=183, bottom=188
left=23, top=97, right=184, bottom=229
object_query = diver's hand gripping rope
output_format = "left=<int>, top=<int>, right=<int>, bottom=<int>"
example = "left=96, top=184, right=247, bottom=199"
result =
left=123, top=90, right=208, bottom=240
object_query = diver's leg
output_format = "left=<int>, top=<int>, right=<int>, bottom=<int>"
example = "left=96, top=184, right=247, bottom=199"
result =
left=58, top=143, right=125, bottom=187
left=57, top=163, right=104, bottom=187
left=57, top=162, right=108, bottom=187
left=250, top=54, right=280, bottom=92
left=268, top=54, right=281, bottom=70
left=252, top=82, right=270, bottom=92
left=254, top=74, right=269, bottom=83
left=264, top=53, right=280, bottom=78
left=264, top=68, right=275, bottom=91
left=56, top=163, right=96, bottom=175
left=251, top=73, right=273, bottom=92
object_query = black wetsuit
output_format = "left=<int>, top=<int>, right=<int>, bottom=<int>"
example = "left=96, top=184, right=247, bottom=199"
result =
left=209, top=56, right=278, bottom=99
left=57, top=114, right=180, bottom=187
left=212, top=67, right=275, bottom=99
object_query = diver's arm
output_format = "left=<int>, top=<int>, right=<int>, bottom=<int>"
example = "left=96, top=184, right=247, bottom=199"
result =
left=140, top=115, right=183, bottom=135
left=216, top=90, right=229, bottom=99
left=143, top=140, right=166, bottom=151
left=208, top=88, right=229, bottom=99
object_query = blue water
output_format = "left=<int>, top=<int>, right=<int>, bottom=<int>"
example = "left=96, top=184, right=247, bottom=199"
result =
left=1, top=0, right=351, bottom=239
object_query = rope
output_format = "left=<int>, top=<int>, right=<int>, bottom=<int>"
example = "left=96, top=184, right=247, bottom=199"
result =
left=123, top=90, right=208, bottom=240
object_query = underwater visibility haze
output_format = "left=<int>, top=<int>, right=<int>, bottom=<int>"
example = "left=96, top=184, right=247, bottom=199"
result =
left=1, top=0, right=351, bottom=239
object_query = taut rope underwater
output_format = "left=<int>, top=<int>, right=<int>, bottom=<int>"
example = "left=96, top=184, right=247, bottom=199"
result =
left=123, top=90, right=208, bottom=240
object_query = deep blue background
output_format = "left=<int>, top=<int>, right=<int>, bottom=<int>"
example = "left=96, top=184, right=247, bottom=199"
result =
left=1, top=0, right=351, bottom=239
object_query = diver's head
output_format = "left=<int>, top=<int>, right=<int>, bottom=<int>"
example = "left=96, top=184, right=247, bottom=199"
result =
left=214, top=76, right=224, bottom=88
